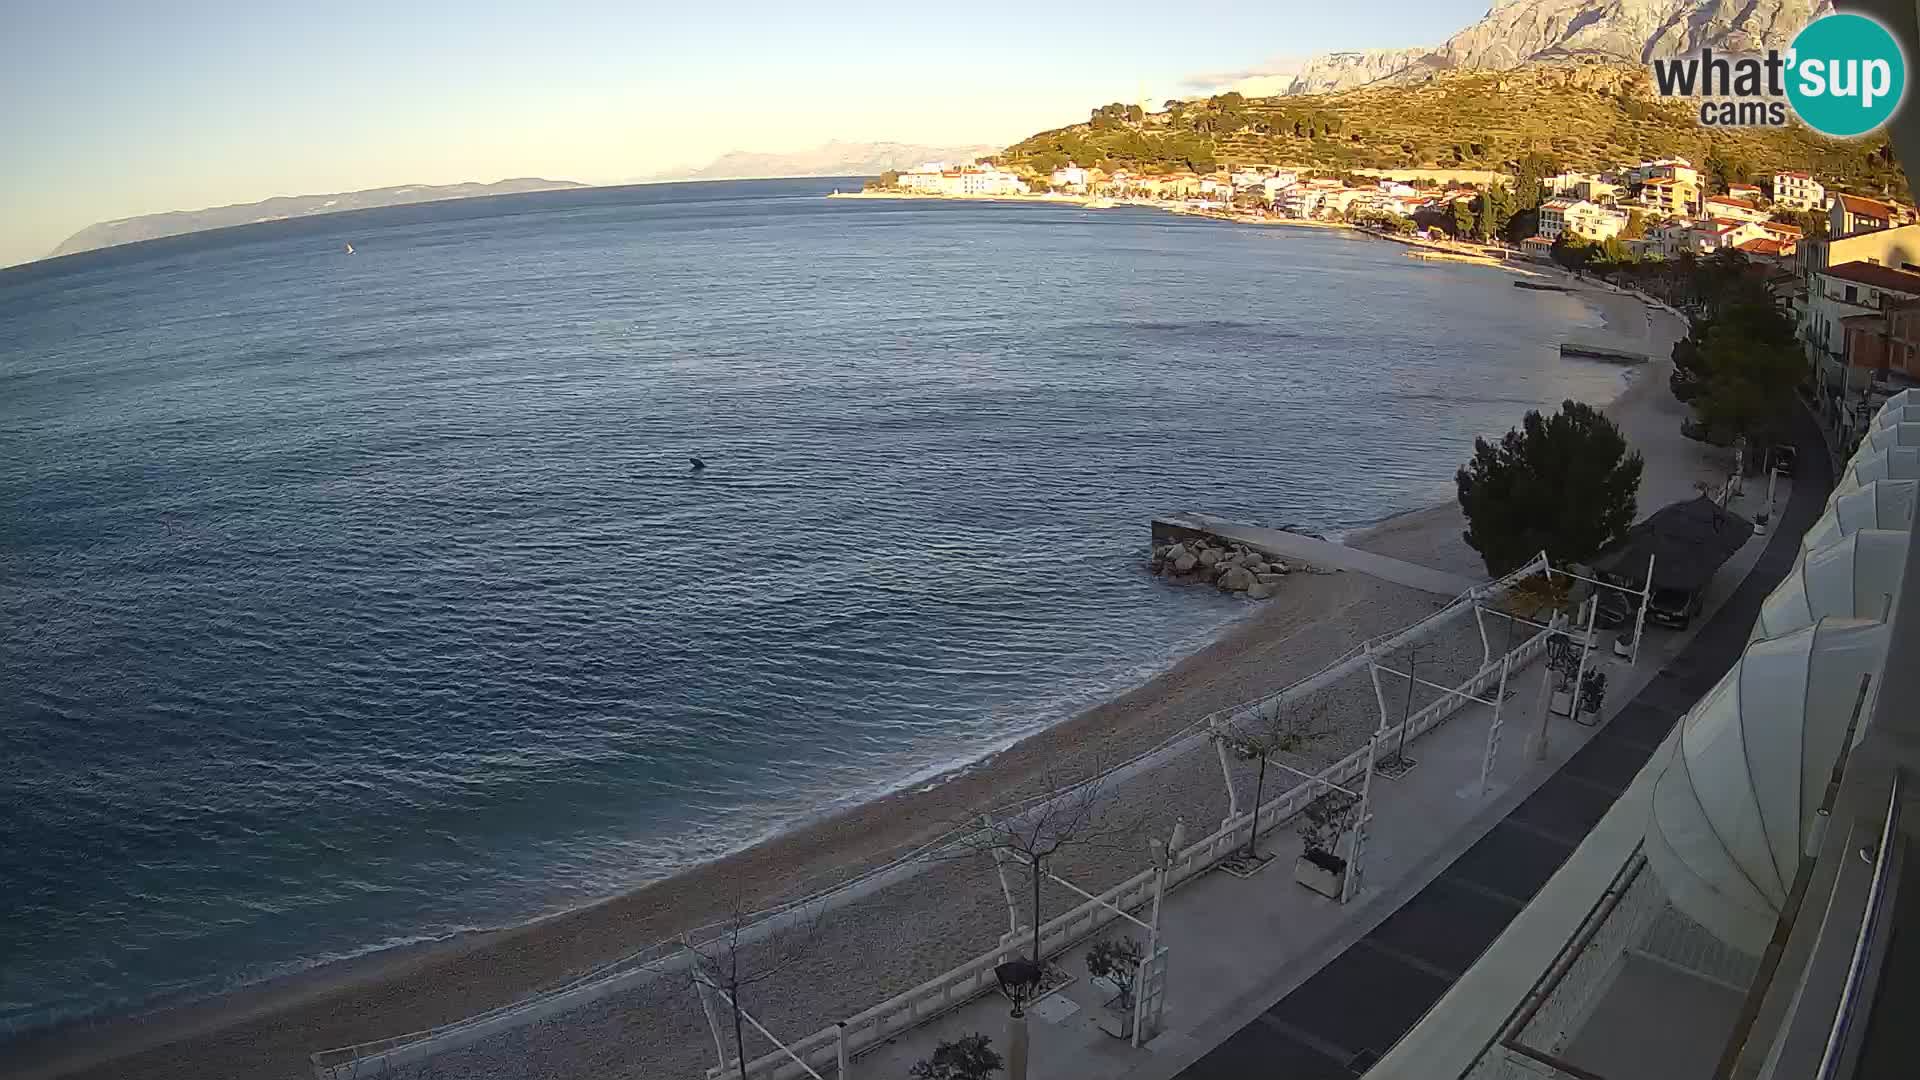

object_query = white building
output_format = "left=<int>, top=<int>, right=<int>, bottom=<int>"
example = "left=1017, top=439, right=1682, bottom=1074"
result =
left=896, top=166, right=1029, bottom=197
left=1048, top=166, right=1090, bottom=191
left=1545, top=171, right=1621, bottom=203
left=1376, top=180, right=1417, bottom=198
left=1539, top=199, right=1628, bottom=241
left=1702, top=195, right=1770, bottom=224
left=1260, top=173, right=1299, bottom=203
left=1276, top=179, right=1344, bottom=218
left=1628, top=157, right=1699, bottom=187
left=1774, top=170, right=1827, bottom=211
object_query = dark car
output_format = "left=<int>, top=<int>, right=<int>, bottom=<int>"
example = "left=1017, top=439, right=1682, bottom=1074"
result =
left=1647, top=586, right=1701, bottom=629
left=1769, top=444, right=1798, bottom=478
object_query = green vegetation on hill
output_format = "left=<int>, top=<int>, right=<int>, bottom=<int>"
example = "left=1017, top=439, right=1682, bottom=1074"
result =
left=1000, top=62, right=1909, bottom=196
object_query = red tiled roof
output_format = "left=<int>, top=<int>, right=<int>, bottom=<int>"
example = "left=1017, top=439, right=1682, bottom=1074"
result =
left=1763, top=221, right=1805, bottom=238
left=1777, top=171, right=1813, bottom=180
left=1706, top=196, right=1758, bottom=209
left=1824, top=261, right=1920, bottom=293
left=1737, top=238, right=1793, bottom=256
left=1837, top=193, right=1896, bottom=217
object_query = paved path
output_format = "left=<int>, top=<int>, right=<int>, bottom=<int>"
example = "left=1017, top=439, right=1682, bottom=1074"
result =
left=1155, top=513, right=1482, bottom=598
left=850, top=465, right=1798, bottom=1080
left=1166, top=410, right=1829, bottom=1080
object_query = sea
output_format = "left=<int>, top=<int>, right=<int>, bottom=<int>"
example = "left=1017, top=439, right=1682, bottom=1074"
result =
left=0, top=178, right=1627, bottom=1034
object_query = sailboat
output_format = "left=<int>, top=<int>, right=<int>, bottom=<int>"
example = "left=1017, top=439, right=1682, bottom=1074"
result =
left=344, top=243, right=355, bottom=255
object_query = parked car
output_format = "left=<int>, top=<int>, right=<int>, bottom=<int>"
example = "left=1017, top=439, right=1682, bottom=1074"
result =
left=1770, top=444, right=1798, bottom=478
left=1647, top=586, right=1702, bottom=629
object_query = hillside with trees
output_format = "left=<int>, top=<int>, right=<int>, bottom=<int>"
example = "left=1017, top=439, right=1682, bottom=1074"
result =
left=999, top=61, right=1908, bottom=198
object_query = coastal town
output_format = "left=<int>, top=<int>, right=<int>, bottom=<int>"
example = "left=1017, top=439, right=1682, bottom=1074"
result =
left=866, top=154, right=1920, bottom=448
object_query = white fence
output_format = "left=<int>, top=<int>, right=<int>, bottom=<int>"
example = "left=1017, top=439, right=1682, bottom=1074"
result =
left=712, top=626, right=1554, bottom=1080
left=314, top=558, right=1557, bottom=1080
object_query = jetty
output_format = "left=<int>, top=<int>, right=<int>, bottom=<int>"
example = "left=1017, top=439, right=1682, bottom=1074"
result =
left=1559, top=341, right=1649, bottom=365
left=1151, top=511, right=1481, bottom=597
left=1513, top=280, right=1570, bottom=292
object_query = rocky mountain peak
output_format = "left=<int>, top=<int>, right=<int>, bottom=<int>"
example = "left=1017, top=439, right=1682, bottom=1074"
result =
left=1272, top=0, right=1833, bottom=95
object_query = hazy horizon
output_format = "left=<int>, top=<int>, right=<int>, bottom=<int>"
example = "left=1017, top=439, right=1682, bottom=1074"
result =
left=2, top=0, right=1488, bottom=268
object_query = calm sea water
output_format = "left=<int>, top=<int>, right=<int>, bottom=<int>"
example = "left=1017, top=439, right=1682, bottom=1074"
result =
left=0, top=179, right=1624, bottom=1031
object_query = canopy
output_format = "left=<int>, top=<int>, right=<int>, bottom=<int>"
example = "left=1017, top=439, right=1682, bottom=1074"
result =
left=1803, top=480, right=1919, bottom=562
left=1875, top=388, right=1920, bottom=420
left=1752, top=530, right=1909, bottom=641
left=1596, top=496, right=1752, bottom=592
left=1871, top=403, right=1920, bottom=431
left=1864, top=422, right=1920, bottom=453
left=1833, top=446, right=1920, bottom=498
left=1645, top=618, right=1890, bottom=952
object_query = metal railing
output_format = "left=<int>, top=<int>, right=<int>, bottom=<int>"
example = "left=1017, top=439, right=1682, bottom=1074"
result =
left=1814, top=771, right=1905, bottom=1080
left=312, top=555, right=1559, bottom=1078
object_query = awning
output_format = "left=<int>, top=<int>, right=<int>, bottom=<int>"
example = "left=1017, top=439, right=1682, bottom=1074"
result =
left=1864, top=422, right=1920, bottom=453
left=1801, top=479, right=1919, bottom=563
left=1871, top=403, right=1920, bottom=431
left=1873, top=387, right=1920, bottom=422
left=1645, top=619, right=1890, bottom=952
left=1753, top=530, right=1909, bottom=641
left=1834, top=446, right=1920, bottom=498
left=1596, top=496, right=1753, bottom=593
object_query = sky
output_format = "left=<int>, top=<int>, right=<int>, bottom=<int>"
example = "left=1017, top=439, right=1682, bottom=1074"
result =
left=0, top=0, right=1493, bottom=267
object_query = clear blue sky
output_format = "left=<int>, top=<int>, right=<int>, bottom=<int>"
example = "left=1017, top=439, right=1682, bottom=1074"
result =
left=2, top=0, right=1491, bottom=266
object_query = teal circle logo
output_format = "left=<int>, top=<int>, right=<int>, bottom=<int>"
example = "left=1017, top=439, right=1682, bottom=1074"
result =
left=1787, top=13, right=1906, bottom=137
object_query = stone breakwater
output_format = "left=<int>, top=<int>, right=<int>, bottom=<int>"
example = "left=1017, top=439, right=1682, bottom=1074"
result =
left=1147, top=536, right=1291, bottom=598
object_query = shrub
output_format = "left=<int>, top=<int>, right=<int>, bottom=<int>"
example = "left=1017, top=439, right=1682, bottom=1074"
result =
left=910, top=1034, right=1003, bottom=1080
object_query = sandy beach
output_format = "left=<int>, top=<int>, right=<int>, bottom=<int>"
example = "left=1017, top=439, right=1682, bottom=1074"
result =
left=3, top=275, right=1705, bottom=1080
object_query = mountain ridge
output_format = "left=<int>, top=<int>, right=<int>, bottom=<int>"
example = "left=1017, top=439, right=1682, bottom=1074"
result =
left=648, top=140, right=1000, bottom=182
left=1267, top=0, right=1833, bottom=95
left=49, top=178, right=588, bottom=259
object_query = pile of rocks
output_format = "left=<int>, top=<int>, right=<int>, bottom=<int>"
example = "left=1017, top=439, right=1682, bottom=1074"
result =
left=1148, top=537, right=1290, bottom=599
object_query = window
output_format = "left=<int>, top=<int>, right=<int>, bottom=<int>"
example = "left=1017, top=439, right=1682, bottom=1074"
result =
left=1847, top=285, right=1859, bottom=302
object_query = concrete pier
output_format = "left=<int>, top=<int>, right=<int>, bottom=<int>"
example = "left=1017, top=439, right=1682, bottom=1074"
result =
left=1152, top=512, right=1482, bottom=598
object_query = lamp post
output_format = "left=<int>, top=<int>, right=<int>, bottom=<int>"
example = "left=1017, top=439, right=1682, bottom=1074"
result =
left=994, top=959, right=1042, bottom=1080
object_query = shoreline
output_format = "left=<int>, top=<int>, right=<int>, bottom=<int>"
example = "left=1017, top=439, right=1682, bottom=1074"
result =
left=828, top=188, right=1533, bottom=270
left=3, top=259, right=1673, bottom=1080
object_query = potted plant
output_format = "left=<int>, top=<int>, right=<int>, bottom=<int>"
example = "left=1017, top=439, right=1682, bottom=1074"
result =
left=911, top=1033, right=1003, bottom=1080
left=1753, top=510, right=1771, bottom=536
left=1579, top=668, right=1608, bottom=719
left=1294, top=790, right=1358, bottom=899
left=1545, top=632, right=1580, bottom=717
left=1612, top=621, right=1635, bottom=659
left=1085, top=936, right=1144, bottom=1038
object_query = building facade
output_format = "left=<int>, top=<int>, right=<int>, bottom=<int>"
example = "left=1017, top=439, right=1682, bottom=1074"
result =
left=1773, top=170, right=1826, bottom=210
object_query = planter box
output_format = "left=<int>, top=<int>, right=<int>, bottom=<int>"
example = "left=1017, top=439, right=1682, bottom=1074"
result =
left=1294, top=850, right=1347, bottom=899
left=1613, top=635, right=1634, bottom=660
left=1550, top=688, right=1574, bottom=717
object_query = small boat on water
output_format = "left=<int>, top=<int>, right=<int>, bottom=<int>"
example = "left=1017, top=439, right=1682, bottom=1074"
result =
left=344, top=243, right=355, bottom=255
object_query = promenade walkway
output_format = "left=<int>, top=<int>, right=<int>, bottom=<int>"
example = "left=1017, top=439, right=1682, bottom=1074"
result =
left=850, top=443, right=1809, bottom=1080
left=1166, top=410, right=1828, bottom=1080
left=1153, top=513, right=1483, bottom=598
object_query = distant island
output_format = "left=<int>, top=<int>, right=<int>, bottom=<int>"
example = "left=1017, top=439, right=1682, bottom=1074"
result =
left=647, top=140, right=1000, bottom=183
left=48, top=178, right=588, bottom=259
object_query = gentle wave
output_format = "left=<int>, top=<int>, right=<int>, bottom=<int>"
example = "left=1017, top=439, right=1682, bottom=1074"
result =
left=0, top=179, right=1625, bottom=1032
